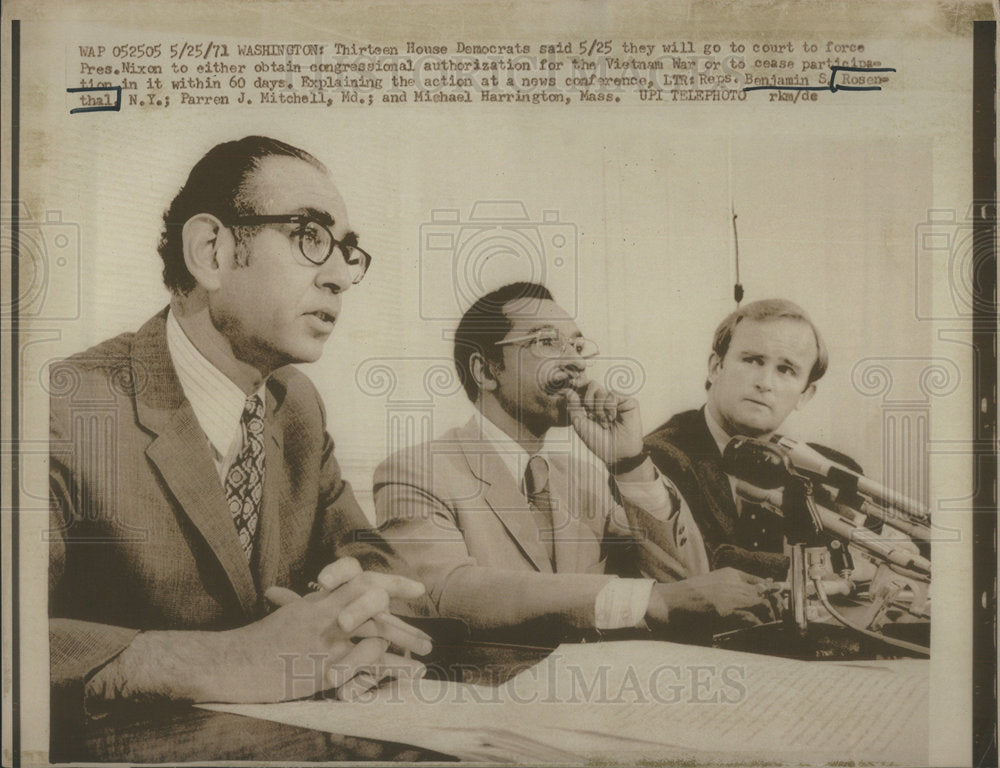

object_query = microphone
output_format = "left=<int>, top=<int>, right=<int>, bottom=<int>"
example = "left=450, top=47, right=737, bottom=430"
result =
left=768, top=435, right=930, bottom=523
left=721, top=436, right=797, bottom=489
left=732, top=479, right=784, bottom=514
left=735, top=480, right=931, bottom=578
left=828, top=495, right=931, bottom=544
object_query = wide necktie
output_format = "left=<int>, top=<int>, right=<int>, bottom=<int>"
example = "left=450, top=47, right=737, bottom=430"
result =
left=524, top=454, right=556, bottom=567
left=224, top=394, right=265, bottom=560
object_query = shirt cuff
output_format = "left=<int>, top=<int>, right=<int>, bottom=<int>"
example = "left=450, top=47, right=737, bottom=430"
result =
left=594, top=577, right=655, bottom=629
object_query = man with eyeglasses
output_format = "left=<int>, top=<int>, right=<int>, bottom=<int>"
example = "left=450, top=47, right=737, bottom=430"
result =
left=48, top=137, right=430, bottom=740
left=374, top=282, right=770, bottom=640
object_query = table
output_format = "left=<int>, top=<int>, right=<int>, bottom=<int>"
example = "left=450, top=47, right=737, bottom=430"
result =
left=52, top=618, right=928, bottom=763
left=51, top=640, right=550, bottom=763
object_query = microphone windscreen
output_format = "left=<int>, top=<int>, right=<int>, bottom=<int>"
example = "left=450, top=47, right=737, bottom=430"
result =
left=722, top=436, right=793, bottom=489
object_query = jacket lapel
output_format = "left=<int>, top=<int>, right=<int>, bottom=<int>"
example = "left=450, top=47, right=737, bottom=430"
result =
left=458, top=418, right=553, bottom=573
left=134, top=309, right=259, bottom=616
left=692, top=409, right=741, bottom=539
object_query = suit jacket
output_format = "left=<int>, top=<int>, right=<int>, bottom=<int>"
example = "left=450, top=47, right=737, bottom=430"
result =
left=644, top=408, right=862, bottom=579
left=49, top=309, right=400, bottom=711
left=373, top=417, right=705, bottom=635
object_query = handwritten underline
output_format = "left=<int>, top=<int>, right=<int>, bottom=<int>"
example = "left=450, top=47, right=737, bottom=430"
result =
left=743, top=65, right=897, bottom=93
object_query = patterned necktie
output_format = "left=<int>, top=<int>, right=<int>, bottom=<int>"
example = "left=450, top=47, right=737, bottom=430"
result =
left=224, top=394, right=265, bottom=560
left=524, top=455, right=555, bottom=566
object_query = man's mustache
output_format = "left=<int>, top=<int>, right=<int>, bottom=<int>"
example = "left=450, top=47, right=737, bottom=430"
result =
left=541, top=369, right=588, bottom=395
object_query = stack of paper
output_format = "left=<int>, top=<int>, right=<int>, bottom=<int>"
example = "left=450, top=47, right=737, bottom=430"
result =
left=203, top=640, right=928, bottom=764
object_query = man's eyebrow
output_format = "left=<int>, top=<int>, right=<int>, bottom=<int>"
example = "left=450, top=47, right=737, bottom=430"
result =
left=299, top=207, right=335, bottom=226
left=299, top=208, right=360, bottom=246
left=522, top=324, right=581, bottom=337
left=523, top=323, right=558, bottom=335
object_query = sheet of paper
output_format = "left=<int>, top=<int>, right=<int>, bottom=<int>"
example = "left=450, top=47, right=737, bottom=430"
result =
left=204, top=640, right=929, bottom=764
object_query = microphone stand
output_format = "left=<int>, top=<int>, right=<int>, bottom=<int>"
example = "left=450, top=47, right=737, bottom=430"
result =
left=781, top=476, right=826, bottom=635
left=722, top=436, right=931, bottom=656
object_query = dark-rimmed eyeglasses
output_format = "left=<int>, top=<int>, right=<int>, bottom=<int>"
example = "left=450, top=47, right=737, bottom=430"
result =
left=495, top=329, right=599, bottom=359
left=226, top=214, right=372, bottom=284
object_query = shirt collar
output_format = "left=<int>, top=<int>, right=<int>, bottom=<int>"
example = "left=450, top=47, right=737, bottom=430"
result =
left=166, top=308, right=265, bottom=460
left=703, top=406, right=736, bottom=458
left=476, top=411, right=548, bottom=491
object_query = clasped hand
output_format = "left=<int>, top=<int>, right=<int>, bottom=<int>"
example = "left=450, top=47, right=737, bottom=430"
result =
left=225, top=557, right=431, bottom=703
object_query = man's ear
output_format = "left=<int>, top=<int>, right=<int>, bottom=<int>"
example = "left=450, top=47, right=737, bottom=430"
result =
left=470, top=352, right=498, bottom=394
left=182, top=214, right=232, bottom=292
left=706, top=351, right=722, bottom=386
left=795, top=382, right=817, bottom=410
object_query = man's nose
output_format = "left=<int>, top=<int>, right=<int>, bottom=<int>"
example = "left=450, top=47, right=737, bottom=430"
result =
left=316, top=251, right=353, bottom=294
left=754, top=366, right=776, bottom=390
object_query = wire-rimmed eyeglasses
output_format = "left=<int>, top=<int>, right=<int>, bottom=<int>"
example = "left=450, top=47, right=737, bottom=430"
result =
left=495, top=329, right=599, bottom=359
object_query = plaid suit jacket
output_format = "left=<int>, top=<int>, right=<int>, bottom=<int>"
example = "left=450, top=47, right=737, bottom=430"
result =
left=49, top=308, right=398, bottom=708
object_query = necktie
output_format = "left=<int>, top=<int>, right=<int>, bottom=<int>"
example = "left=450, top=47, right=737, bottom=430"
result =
left=225, top=394, right=265, bottom=560
left=524, top=455, right=555, bottom=567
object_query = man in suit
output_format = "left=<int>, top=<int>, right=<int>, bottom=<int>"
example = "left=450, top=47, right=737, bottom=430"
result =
left=374, top=282, right=770, bottom=639
left=49, top=137, right=431, bottom=729
left=644, top=298, right=861, bottom=579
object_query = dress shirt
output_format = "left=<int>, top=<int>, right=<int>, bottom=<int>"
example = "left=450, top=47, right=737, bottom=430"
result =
left=166, top=309, right=266, bottom=481
left=476, top=414, right=655, bottom=630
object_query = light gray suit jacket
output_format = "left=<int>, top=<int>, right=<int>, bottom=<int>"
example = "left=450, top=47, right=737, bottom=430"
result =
left=373, top=417, right=706, bottom=634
